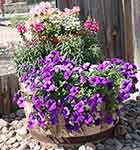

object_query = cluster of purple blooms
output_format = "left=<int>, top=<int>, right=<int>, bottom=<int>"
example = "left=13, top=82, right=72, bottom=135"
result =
left=14, top=50, right=138, bottom=132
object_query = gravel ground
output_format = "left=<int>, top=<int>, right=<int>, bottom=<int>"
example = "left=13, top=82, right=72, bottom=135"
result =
left=0, top=96, right=140, bottom=150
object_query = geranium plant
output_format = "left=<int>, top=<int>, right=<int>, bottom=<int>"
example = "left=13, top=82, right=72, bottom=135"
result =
left=14, top=2, right=102, bottom=76
left=14, top=50, right=138, bottom=133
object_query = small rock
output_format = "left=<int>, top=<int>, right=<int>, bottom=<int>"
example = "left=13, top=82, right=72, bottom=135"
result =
left=18, top=144, right=30, bottom=150
left=2, top=127, right=8, bottom=134
left=129, top=120, right=137, bottom=129
left=1, top=145, right=9, bottom=150
left=132, top=144, right=137, bottom=148
left=16, top=134, right=23, bottom=141
left=29, top=142, right=36, bottom=149
left=11, top=120, right=19, bottom=126
left=127, top=127, right=132, bottom=133
left=0, top=135, right=8, bottom=142
left=7, top=137, right=17, bottom=145
left=7, top=130, right=16, bottom=138
left=85, top=143, right=96, bottom=150
left=12, top=142, right=20, bottom=148
left=104, top=138, right=114, bottom=145
left=16, top=127, right=28, bottom=136
left=136, top=96, right=140, bottom=101
left=114, top=139, right=123, bottom=150
left=131, top=134, right=140, bottom=142
left=96, top=143, right=104, bottom=150
left=9, top=113, right=16, bottom=119
left=0, top=119, right=8, bottom=127
left=56, top=147, right=64, bottom=150
left=122, top=146, right=132, bottom=150
left=16, top=109, right=25, bottom=118
left=125, top=134, right=132, bottom=140
left=16, top=121, right=24, bottom=129
left=9, top=126, right=15, bottom=131
left=79, top=145, right=86, bottom=150
left=78, top=144, right=96, bottom=150
left=34, top=145, right=41, bottom=150
left=104, top=145, right=115, bottom=150
left=135, top=130, right=140, bottom=136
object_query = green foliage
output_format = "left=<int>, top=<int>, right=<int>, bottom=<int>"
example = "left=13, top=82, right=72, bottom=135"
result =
left=57, top=33, right=103, bottom=65
left=10, top=15, right=29, bottom=28
left=14, top=43, right=49, bottom=76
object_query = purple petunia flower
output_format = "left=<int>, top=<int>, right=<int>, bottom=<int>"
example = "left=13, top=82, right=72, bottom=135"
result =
left=74, top=101, right=84, bottom=113
left=80, top=75, right=87, bottom=84
left=82, top=63, right=90, bottom=70
left=89, top=76, right=100, bottom=86
left=104, top=115, right=113, bottom=124
left=73, top=67, right=83, bottom=74
left=63, top=107, right=70, bottom=118
left=37, top=119, right=45, bottom=128
left=32, top=96, right=44, bottom=110
left=17, top=96, right=25, bottom=108
left=49, top=111, right=58, bottom=125
left=39, top=110, right=46, bottom=118
left=65, top=123, right=80, bottom=131
left=111, top=58, right=124, bottom=64
left=69, top=86, right=79, bottom=97
left=70, top=112, right=85, bottom=124
left=28, top=112, right=36, bottom=129
left=45, top=99, right=57, bottom=112
left=84, top=114, right=93, bottom=125
left=97, top=64, right=106, bottom=71
left=64, top=69, right=71, bottom=80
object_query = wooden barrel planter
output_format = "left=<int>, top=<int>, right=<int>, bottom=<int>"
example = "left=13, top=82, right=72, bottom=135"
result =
left=0, top=59, right=18, bottom=113
left=22, top=94, right=119, bottom=146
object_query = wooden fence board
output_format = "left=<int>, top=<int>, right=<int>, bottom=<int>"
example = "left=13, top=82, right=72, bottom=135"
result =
left=132, top=0, right=140, bottom=68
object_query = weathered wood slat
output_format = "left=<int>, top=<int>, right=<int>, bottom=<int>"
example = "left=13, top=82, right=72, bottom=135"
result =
left=0, top=60, right=18, bottom=113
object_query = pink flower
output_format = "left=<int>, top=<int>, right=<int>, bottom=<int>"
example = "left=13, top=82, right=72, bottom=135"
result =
left=16, top=24, right=27, bottom=34
left=64, top=6, right=80, bottom=15
left=90, top=22, right=99, bottom=33
left=84, top=19, right=92, bottom=29
left=64, top=8, right=71, bottom=13
left=30, top=2, right=52, bottom=16
left=27, top=18, right=36, bottom=26
left=71, top=6, right=80, bottom=13
left=84, top=19, right=99, bottom=33
left=33, top=22, right=44, bottom=32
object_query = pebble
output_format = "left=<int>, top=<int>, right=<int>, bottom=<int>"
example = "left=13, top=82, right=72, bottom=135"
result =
left=125, top=134, right=132, bottom=140
left=96, top=143, right=104, bottom=150
left=131, top=134, right=140, bottom=142
left=12, top=142, right=20, bottom=148
left=122, top=146, right=132, bottom=150
left=0, top=119, right=8, bottom=127
left=7, top=130, right=16, bottom=138
left=0, top=134, right=8, bottom=142
left=16, top=127, right=28, bottom=136
left=18, top=144, right=30, bottom=150
left=78, top=144, right=96, bottom=150
left=114, top=138, right=123, bottom=150
left=7, top=137, right=17, bottom=145
left=85, top=143, right=96, bottom=150
left=2, top=127, right=8, bottom=134
left=16, top=109, right=25, bottom=118
left=34, top=145, right=41, bottom=150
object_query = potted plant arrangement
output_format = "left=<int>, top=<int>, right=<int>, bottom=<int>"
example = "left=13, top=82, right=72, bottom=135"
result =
left=13, top=1, right=138, bottom=145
